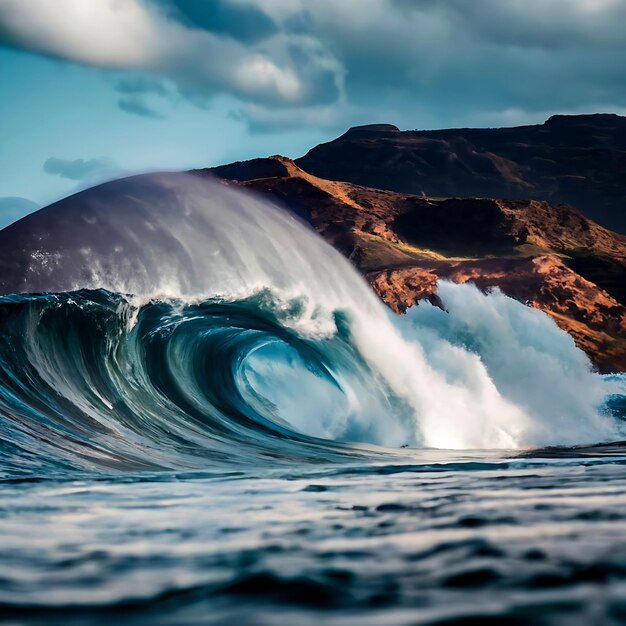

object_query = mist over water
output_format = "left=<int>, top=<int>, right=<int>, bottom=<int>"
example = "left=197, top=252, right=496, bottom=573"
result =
left=401, top=283, right=621, bottom=448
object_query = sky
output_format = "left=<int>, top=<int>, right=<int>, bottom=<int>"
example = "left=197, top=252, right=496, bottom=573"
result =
left=1, top=0, right=626, bottom=227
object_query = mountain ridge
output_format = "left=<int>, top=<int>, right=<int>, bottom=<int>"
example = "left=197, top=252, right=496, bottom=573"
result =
left=296, top=114, right=626, bottom=233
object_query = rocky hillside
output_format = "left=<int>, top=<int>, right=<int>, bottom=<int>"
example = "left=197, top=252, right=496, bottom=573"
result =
left=295, top=115, right=626, bottom=233
left=206, top=156, right=626, bottom=372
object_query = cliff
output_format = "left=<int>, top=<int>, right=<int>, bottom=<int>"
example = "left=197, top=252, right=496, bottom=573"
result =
left=206, top=155, right=626, bottom=372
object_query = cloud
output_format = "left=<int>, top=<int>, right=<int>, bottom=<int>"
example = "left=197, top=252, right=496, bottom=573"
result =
left=117, top=96, right=163, bottom=118
left=1, top=0, right=625, bottom=130
left=0, top=196, right=39, bottom=229
left=43, top=157, right=122, bottom=181
left=114, top=75, right=169, bottom=97
left=0, top=0, right=342, bottom=108
left=112, top=75, right=169, bottom=118
left=159, top=0, right=277, bottom=44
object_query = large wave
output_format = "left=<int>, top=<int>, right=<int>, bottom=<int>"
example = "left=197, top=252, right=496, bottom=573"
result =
left=0, top=173, right=623, bottom=475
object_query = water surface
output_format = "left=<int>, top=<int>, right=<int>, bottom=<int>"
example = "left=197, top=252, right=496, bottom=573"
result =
left=2, top=448, right=626, bottom=625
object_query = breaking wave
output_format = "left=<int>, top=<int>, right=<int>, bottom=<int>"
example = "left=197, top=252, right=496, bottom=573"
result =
left=0, top=173, right=623, bottom=476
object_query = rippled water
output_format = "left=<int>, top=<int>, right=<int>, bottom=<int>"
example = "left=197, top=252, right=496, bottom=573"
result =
left=2, top=449, right=626, bottom=625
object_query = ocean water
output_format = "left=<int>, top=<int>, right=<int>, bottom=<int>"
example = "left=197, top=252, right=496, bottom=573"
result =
left=0, top=173, right=625, bottom=624
left=3, top=447, right=626, bottom=625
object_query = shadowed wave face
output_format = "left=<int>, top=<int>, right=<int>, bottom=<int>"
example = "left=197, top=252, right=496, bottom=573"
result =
left=0, top=173, right=624, bottom=478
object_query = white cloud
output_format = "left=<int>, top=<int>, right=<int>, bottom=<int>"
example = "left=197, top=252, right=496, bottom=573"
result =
left=0, top=0, right=342, bottom=107
left=0, top=0, right=159, bottom=66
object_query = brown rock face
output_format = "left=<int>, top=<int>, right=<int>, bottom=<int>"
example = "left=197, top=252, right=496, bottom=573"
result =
left=204, top=156, right=626, bottom=373
left=295, top=114, right=626, bottom=233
